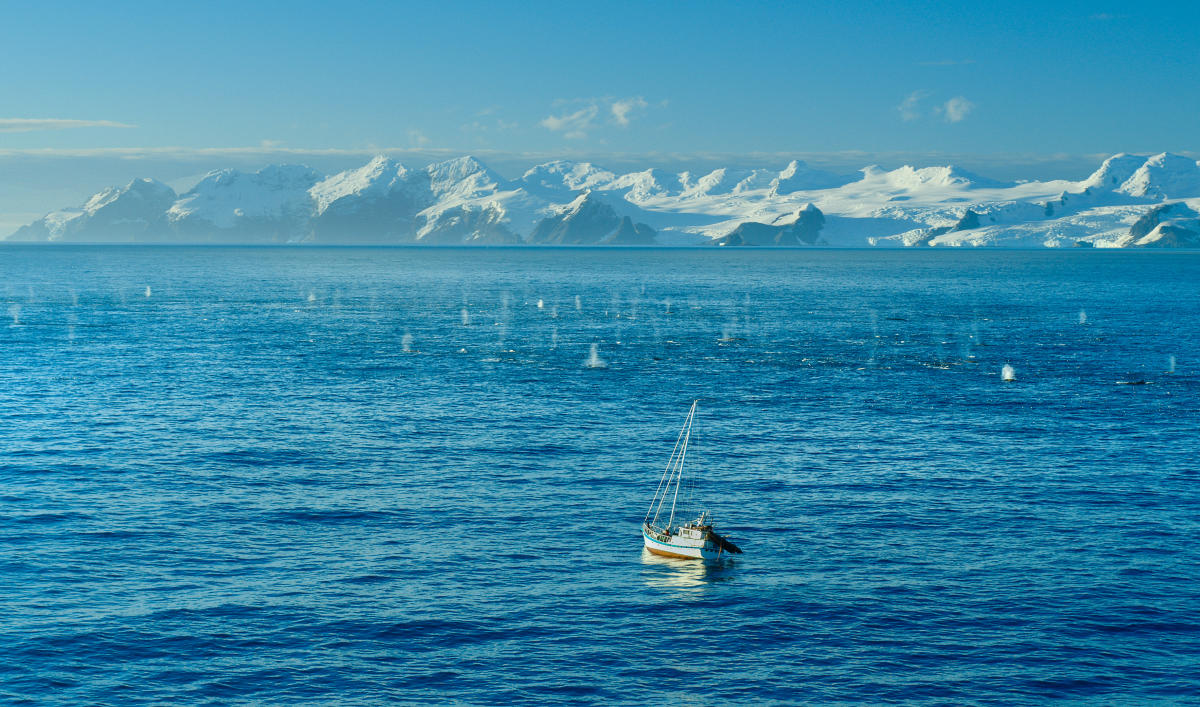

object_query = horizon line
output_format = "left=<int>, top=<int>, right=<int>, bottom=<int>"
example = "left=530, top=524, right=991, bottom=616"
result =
left=0, top=145, right=1190, bottom=166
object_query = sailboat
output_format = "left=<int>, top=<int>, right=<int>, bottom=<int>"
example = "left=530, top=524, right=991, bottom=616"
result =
left=642, top=401, right=743, bottom=560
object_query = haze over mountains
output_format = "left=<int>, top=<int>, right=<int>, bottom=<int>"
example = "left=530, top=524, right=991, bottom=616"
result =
left=9, top=152, right=1200, bottom=247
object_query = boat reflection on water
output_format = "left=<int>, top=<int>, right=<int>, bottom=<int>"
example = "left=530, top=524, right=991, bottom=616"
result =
left=640, top=548, right=737, bottom=592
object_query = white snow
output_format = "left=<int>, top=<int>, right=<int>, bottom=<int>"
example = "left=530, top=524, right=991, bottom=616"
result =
left=41, top=209, right=86, bottom=238
left=769, top=160, right=853, bottom=194
left=425, top=156, right=504, bottom=200
left=309, top=155, right=423, bottom=215
left=1079, top=153, right=1147, bottom=191
left=168, top=165, right=322, bottom=229
left=1117, top=152, right=1200, bottom=199
left=521, top=160, right=616, bottom=193
left=12, top=152, right=1200, bottom=247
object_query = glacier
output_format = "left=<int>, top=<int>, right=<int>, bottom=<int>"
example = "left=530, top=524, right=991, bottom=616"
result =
left=8, top=152, right=1200, bottom=247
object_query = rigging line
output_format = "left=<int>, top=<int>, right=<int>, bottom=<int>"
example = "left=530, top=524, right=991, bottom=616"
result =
left=651, top=444, right=680, bottom=527
left=648, top=408, right=691, bottom=523
left=650, top=444, right=679, bottom=528
left=685, top=406, right=699, bottom=517
left=654, top=428, right=687, bottom=528
left=667, top=401, right=696, bottom=529
left=652, top=403, right=700, bottom=523
left=656, top=407, right=689, bottom=527
left=684, top=470, right=696, bottom=521
left=667, top=418, right=690, bottom=529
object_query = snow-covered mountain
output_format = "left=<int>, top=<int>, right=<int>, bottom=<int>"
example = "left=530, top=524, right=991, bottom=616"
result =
left=528, top=192, right=656, bottom=245
left=1079, top=153, right=1146, bottom=191
left=309, top=156, right=432, bottom=243
left=521, top=161, right=616, bottom=195
left=167, top=164, right=323, bottom=242
left=769, top=160, right=856, bottom=194
left=1117, top=153, right=1200, bottom=199
left=11, top=178, right=176, bottom=242
left=9, top=152, right=1200, bottom=247
left=1120, top=201, right=1200, bottom=247
left=716, top=204, right=825, bottom=246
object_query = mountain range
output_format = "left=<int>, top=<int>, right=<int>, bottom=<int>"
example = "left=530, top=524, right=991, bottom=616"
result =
left=9, top=152, right=1200, bottom=247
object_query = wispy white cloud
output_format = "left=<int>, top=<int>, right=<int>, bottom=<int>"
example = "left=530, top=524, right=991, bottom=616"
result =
left=541, top=105, right=599, bottom=139
left=899, top=93, right=974, bottom=123
left=897, top=90, right=930, bottom=121
left=541, top=96, right=657, bottom=138
left=611, top=97, right=648, bottom=126
left=940, top=96, right=974, bottom=123
left=0, top=118, right=136, bottom=133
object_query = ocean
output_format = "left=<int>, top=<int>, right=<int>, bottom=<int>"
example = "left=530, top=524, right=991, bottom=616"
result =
left=1, top=246, right=1197, bottom=704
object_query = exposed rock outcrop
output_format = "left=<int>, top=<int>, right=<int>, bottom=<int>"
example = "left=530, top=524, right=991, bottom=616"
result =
left=529, top=192, right=657, bottom=244
left=716, top=203, right=825, bottom=246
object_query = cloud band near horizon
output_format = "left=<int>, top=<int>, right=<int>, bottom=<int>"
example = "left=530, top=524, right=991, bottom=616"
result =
left=0, top=119, right=136, bottom=133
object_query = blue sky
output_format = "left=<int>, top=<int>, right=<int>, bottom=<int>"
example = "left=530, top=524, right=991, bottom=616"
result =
left=1, top=0, right=1198, bottom=230
left=3, top=0, right=1198, bottom=156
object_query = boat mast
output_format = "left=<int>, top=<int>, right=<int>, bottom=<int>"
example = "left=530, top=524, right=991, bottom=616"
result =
left=647, top=412, right=691, bottom=525
left=666, top=400, right=697, bottom=530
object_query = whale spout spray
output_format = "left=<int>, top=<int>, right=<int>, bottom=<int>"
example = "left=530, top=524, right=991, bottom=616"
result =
left=584, top=343, right=608, bottom=369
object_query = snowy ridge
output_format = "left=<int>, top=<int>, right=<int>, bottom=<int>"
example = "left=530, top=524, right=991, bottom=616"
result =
left=309, top=155, right=423, bottom=215
left=521, top=161, right=616, bottom=194
left=770, top=160, right=856, bottom=194
left=426, top=156, right=505, bottom=200
left=9, top=152, right=1200, bottom=247
left=1080, top=153, right=1147, bottom=191
left=1117, top=153, right=1200, bottom=199
left=167, top=165, right=322, bottom=239
left=11, top=177, right=176, bottom=242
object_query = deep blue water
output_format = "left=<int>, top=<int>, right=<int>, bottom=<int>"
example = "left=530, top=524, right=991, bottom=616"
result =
left=1, top=246, right=1198, bottom=705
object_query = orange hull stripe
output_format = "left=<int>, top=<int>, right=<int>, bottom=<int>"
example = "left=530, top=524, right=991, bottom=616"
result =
left=645, top=545, right=704, bottom=560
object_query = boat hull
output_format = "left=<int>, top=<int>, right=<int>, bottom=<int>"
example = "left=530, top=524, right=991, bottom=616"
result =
left=642, top=529, right=721, bottom=560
